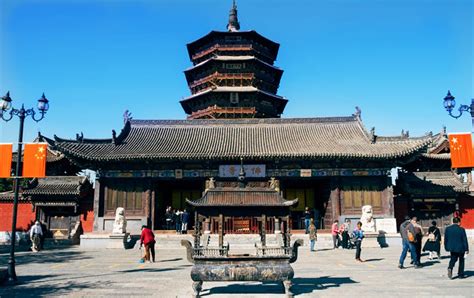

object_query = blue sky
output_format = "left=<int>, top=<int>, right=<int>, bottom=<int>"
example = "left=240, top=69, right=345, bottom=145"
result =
left=0, top=0, right=472, bottom=144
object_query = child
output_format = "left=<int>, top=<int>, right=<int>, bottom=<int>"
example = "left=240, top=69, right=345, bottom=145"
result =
left=352, top=221, right=364, bottom=262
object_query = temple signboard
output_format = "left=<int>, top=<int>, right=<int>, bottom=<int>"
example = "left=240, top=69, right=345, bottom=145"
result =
left=219, top=164, right=266, bottom=178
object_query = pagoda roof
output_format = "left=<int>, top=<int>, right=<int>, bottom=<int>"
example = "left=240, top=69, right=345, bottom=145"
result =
left=185, top=55, right=282, bottom=73
left=186, top=30, right=280, bottom=61
left=186, top=187, right=298, bottom=207
left=22, top=176, right=91, bottom=197
left=397, top=170, right=469, bottom=194
left=51, top=115, right=432, bottom=164
left=181, top=86, right=286, bottom=103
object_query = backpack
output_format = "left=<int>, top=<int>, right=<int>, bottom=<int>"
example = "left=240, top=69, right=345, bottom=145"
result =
left=405, top=224, right=415, bottom=242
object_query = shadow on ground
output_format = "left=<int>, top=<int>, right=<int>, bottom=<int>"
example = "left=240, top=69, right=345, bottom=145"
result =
left=0, top=249, right=91, bottom=267
left=201, top=276, right=358, bottom=296
left=0, top=274, right=110, bottom=296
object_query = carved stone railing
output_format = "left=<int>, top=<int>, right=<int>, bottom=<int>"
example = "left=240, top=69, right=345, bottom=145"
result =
left=192, top=246, right=229, bottom=258
left=255, top=246, right=291, bottom=256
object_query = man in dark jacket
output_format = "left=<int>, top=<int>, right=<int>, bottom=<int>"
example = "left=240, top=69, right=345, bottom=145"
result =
left=444, top=217, right=469, bottom=279
left=398, top=216, right=420, bottom=269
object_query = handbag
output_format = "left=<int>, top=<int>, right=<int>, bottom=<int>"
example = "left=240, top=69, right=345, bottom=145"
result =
left=407, top=230, right=415, bottom=242
left=427, top=233, right=435, bottom=241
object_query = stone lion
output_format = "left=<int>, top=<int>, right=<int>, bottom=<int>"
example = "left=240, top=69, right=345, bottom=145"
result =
left=112, top=207, right=127, bottom=234
left=360, top=205, right=375, bottom=232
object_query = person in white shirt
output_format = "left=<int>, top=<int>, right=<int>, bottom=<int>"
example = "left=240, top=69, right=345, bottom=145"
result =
left=30, top=221, right=43, bottom=252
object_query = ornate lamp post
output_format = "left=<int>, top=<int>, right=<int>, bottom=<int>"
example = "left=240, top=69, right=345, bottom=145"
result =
left=0, top=91, right=49, bottom=283
left=443, top=90, right=474, bottom=128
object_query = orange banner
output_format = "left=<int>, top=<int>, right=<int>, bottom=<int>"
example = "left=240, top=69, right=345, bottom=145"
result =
left=0, top=144, right=13, bottom=178
left=449, top=133, right=474, bottom=168
left=22, top=143, right=47, bottom=178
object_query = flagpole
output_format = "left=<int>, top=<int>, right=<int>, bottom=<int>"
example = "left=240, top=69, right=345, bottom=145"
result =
left=7, top=108, right=25, bottom=282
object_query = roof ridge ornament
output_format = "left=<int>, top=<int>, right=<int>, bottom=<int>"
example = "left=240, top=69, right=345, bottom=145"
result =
left=353, top=106, right=362, bottom=120
left=227, top=0, right=240, bottom=32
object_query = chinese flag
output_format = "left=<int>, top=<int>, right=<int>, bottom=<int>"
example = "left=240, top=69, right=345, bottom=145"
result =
left=22, top=143, right=47, bottom=178
left=449, top=133, right=474, bottom=168
left=0, top=144, right=12, bottom=178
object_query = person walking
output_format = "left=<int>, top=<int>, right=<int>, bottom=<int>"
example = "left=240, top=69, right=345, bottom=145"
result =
left=181, top=209, right=189, bottom=234
left=174, top=209, right=182, bottom=234
left=30, top=221, right=43, bottom=252
left=398, top=216, right=420, bottom=269
left=309, top=218, right=317, bottom=252
left=413, top=219, right=424, bottom=265
left=444, top=217, right=469, bottom=279
left=353, top=221, right=364, bottom=262
left=304, top=207, right=311, bottom=234
left=140, top=225, right=156, bottom=263
left=165, top=207, right=173, bottom=230
left=341, top=219, right=351, bottom=249
left=423, top=221, right=441, bottom=260
left=331, top=220, right=339, bottom=249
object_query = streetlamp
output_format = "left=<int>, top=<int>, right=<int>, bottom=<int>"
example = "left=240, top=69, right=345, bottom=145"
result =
left=443, top=90, right=474, bottom=127
left=0, top=91, right=49, bottom=283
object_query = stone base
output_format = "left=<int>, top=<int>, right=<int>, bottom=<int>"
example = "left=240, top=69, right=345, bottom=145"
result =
left=362, top=232, right=401, bottom=248
left=80, top=233, right=129, bottom=250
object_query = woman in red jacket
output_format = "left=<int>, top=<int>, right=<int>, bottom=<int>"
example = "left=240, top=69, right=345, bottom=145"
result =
left=140, top=225, right=156, bottom=263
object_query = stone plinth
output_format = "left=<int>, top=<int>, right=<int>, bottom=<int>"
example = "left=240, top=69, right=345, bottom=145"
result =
left=361, top=232, right=401, bottom=248
left=80, top=233, right=129, bottom=250
left=375, top=218, right=397, bottom=234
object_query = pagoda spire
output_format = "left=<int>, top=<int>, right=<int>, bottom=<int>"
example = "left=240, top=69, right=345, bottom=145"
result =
left=227, top=0, right=240, bottom=32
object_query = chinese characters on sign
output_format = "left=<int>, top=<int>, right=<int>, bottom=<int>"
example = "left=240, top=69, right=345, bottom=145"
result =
left=219, top=164, right=266, bottom=178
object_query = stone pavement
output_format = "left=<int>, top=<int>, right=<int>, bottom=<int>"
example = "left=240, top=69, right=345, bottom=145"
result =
left=0, top=244, right=472, bottom=297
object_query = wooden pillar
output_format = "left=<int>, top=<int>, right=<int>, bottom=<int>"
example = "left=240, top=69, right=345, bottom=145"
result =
left=261, top=214, right=267, bottom=246
left=218, top=213, right=224, bottom=247
left=274, top=217, right=281, bottom=234
left=92, top=178, right=102, bottom=231
left=151, top=188, right=156, bottom=230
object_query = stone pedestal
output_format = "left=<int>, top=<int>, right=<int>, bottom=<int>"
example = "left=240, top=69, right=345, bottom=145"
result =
left=107, top=233, right=129, bottom=249
left=375, top=218, right=397, bottom=234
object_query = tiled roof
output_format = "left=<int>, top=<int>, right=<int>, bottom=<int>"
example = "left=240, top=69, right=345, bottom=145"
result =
left=397, top=171, right=469, bottom=194
left=186, top=187, right=298, bottom=207
left=12, top=134, right=65, bottom=163
left=22, top=176, right=90, bottom=196
left=185, top=55, right=282, bottom=72
left=52, top=116, right=432, bottom=163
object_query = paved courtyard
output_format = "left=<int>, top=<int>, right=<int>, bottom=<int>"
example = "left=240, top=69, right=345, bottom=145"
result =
left=0, top=244, right=473, bottom=297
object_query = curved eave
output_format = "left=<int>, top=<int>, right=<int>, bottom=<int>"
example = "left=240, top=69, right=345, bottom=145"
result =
left=53, top=142, right=429, bottom=164
left=184, top=56, right=283, bottom=78
left=186, top=30, right=280, bottom=61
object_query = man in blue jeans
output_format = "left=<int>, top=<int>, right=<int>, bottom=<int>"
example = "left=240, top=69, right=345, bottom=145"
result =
left=398, top=216, right=421, bottom=269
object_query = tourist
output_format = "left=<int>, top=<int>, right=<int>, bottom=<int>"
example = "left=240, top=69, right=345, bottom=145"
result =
left=413, top=219, right=424, bottom=265
left=423, top=221, right=441, bottom=260
left=331, top=220, right=339, bottom=249
left=444, top=217, right=469, bottom=279
left=165, top=206, right=173, bottom=230
left=353, top=221, right=364, bottom=261
left=304, top=207, right=311, bottom=234
left=140, top=225, right=156, bottom=263
left=29, top=221, right=43, bottom=252
left=181, top=209, right=189, bottom=234
left=309, top=218, right=317, bottom=252
left=341, top=219, right=351, bottom=249
left=398, top=216, right=420, bottom=269
left=175, top=209, right=182, bottom=234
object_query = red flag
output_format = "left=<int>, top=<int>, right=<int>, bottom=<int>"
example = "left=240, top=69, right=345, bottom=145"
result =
left=22, top=143, right=47, bottom=178
left=0, top=144, right=12, bottom=178
left=449, top=133, right=474, bottom=168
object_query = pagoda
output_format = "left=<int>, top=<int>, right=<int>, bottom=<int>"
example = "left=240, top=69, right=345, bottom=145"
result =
left=181, top=1, right=288, bottom=119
